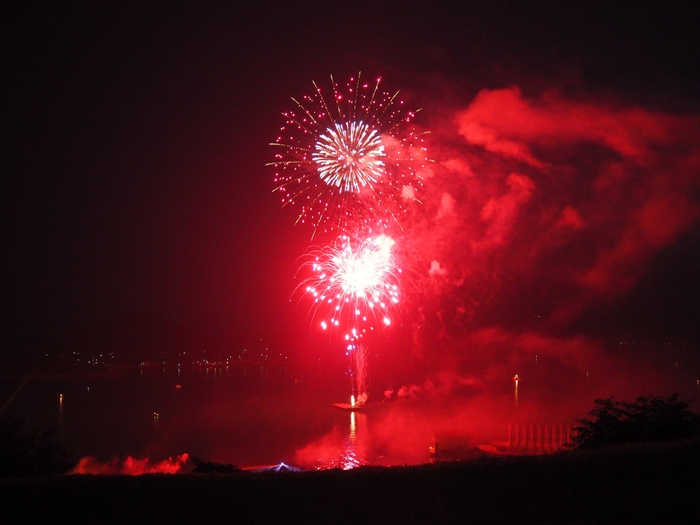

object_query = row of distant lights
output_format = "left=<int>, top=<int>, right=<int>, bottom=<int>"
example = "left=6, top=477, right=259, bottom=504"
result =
left=71, top=350, right=115, bottom=365
left=65, top=345, right=289, bottom=367
left=194, top=352, right=288, bottom=363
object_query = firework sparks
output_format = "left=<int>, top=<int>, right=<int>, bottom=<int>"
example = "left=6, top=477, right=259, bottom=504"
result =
left=298, top=234, right=400, bottom=339
left=269, top=73, right=429, bottom=237
left=348, top=341, right=369, bottom=406
left=314, top=121, right=385, bottom=193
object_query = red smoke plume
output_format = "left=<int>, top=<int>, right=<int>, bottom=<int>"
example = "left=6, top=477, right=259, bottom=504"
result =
left=71, top=454, right=190, bottom=475
left=403, top=85, right=700, bottom=345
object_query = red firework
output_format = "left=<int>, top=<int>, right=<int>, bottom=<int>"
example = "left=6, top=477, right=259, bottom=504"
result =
left=297, top=234, right=400, bottom=341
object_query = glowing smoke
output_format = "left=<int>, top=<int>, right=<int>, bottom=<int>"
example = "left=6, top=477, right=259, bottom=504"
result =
left=402, top=85, right=700, bottom=355
left=71, top=454, right=190, bottom=475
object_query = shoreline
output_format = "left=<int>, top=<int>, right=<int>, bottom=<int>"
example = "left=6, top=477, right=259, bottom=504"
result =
left=3, top=440, right=699, bottom=524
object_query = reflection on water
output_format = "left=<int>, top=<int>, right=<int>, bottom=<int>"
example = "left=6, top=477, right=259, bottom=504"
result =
left=16, top=353, right=696, bottom=471
left=304, top=407, right=370, bottom=471
left=1, top=364, right=383, bottom=469
left=341, top=410, right=367, bottom=470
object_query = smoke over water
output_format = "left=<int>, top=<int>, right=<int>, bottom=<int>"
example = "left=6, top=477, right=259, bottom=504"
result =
left=292, top=85, right=700, bottom=468
left=71, top=454, right=190, bottom=475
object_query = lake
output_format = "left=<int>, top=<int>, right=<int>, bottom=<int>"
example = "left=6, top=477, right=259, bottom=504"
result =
left=1, top=363, right=440, bottom=471
left=4, top=350, right=699, bottom=472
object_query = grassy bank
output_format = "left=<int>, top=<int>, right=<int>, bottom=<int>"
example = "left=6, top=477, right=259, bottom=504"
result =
left=2, top=441, right=699, bottom=524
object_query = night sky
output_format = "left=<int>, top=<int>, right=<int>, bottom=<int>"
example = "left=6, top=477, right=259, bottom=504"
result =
left=3, top=1, right=700, bottom=382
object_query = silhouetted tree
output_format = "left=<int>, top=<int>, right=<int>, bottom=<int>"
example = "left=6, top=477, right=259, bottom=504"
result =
left=571, top=394, right=700, bottom=449
left=0, top=414, right=74, bottom=477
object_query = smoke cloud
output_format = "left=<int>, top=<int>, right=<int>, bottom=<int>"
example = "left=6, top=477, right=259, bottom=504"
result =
left=401, top=86, right=700, bottom=349
left=71, top=454, right=190, bottom=475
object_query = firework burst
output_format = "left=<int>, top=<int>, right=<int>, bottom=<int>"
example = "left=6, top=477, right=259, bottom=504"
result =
left=270, top=73, right=429, bottom=237
left=298, top=234, right=400, bottom=340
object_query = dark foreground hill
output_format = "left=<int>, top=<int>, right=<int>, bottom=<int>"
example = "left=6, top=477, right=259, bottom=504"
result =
left=2, top=441, right=699, bottom=525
